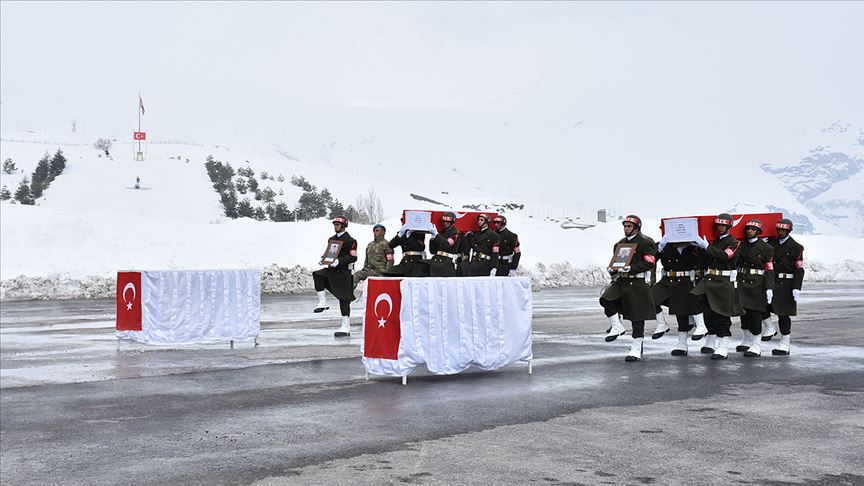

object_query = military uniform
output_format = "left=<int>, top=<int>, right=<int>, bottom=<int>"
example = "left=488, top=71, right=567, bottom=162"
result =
left=734, top=220, right=775, bottom=357
left=353, top=234, right=394, bottom=288
left=387, top=231, right=428, bottom=277
left=312, top=216, right=359, bottom=337
left=762, top=218, right=804, bottom=355
left=459, top=227, right=502, bottom=276
left=690, top=213, right=742, bottom=359
left=652, top=243, right=707, bottom=354
left=493, top=215, right=521, bottom=277
left=429, top=224, right=462, bottom=277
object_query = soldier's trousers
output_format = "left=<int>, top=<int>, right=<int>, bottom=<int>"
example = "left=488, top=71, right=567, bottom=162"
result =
left=763, top=311, right=792, bottom=335
left=600, top=297, right=645, bottom=338
left=740, top=310, right=762, bottom=336
left=654, top=306, right=692, bottom=333
left=695, top=294, right=731, bottom=338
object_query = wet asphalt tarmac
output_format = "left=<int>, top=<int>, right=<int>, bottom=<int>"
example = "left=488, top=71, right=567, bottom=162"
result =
left=1, top=283, right=863, bottom=485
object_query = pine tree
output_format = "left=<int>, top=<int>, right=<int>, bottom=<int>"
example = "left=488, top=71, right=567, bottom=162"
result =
left=3, top=158, right=16, bottom=174
left=328, top=199, right=345, bottom=219
left=253, top=207, right=266, bottom=221
left=237, top=198, right=254, bottom=218
left=30, top=153, right=52, bottom=199
left=236, top=178, right=248, bottom=194
left=220, top=190, right=238, bottom=218
left=14, top=177, right=34, bottom=205
left=49, top=149, right=67, bottom=178
left=0, top=185, right=11, bottom=200
left=248, top=176, right=259, bottom=194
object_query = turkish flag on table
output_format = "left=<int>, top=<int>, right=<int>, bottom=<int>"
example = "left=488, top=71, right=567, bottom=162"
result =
left=116, top=272, right=142, bottom=331
left=363, top=278, right=402, bottom=359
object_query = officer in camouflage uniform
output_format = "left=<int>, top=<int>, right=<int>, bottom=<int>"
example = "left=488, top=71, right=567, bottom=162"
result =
left=734, top=218, right=775, bottom=357
left=353, top=224, right=394, bottom=290
left=312, top=216, right=359, bottom=337
left=652, top=234, right=707, bottom=356
left=387, top=220, right=428, bottom=277
left=600, top=215, right=658, bottom=362
left=761, top=218, right=804, bottom=355
left=493, top=215, right=521, bottom=277
left=428, top=212, right=462, bottom=277
left=458, top=213, right=501, bottom=277
left=690, top=213, right=743, bottom=360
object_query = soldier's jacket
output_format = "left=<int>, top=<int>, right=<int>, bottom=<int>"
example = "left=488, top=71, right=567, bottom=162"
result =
left=495, top=227, right=521, bottom=274
left=691, top=233, right=742, bottom=317
left=736, top=238, right=774, bottom=312
left=387, top=232, right=427, bottom=277
left=766, top=236, right=804, bottom=316
left=600, top=232, right=658, bottom=321
left=429, top=225, right=461, bottom=277
left=459, top=228, right=502, bottom=276
left=652, top=244, right=704, bottom=316
left=389, top=232, right=426, bottom=257
left=362, top=236, right=394, bottom=275
left=313, top=231, right=358, bottom=302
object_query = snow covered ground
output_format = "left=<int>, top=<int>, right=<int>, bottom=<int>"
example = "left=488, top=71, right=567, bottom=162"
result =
left=2, top=137, right=862, bottom=300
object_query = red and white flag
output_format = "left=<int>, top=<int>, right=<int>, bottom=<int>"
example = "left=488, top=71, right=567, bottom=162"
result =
left=139, top=95, right=145, bottom=115
left=363, top=278, right=402, bottom=359
left=116, top=272, right=142, bottom=331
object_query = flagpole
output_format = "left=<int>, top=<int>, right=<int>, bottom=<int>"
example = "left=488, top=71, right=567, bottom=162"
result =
left=137, top=91, right=141, bottom=153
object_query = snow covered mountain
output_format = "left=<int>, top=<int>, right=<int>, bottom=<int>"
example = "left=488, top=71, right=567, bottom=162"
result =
left=760, top=123, right=864, bottom=237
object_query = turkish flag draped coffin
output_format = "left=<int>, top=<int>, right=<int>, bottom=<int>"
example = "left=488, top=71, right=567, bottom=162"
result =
left=660, top=213, right=783, bottom=242
left=402, top=209, right=499, bottom=234
left=362, top=276, right=533, bottom=377
left=115, top=270, right=261, bottom=344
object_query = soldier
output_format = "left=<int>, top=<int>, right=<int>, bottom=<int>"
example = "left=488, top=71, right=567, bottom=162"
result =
left=312, top=216, right=358, bottom=337
left=734, top=219, right=775, bottom=357
left=493, top=215, right=521, bottom=277
left=762, top=218, right=804, bottom=355
left=690, top=213, right=742, bottom=360
left=387, top=220, right=428, bottom=277
left=652, top=234, right=708, bottom=356
left=599, top=215, right=658, bottom=362
left=428, top=212, right=462, bottom=277
left=352, top=224, right=394, bottom=291
left=458, top=213, right=502, bottom=277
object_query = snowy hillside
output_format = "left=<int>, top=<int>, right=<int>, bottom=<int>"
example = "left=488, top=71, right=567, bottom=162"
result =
left=2, top=132, right=863, bottom=300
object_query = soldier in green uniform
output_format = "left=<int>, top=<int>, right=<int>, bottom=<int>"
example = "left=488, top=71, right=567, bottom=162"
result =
left=734, top=219, right=775, bottom=357
left=652, top=234, right=707, bottom=356
left=458, top=213, right=502, bottom=277
left=387, top=220, right=428, bottom=277
left=600, top=215, right=658, bottom=362
left=762, top=218, right=804, bottom=355
left=312, top=216, right=359, bottom=337
left=353, top=224, right=394, bottom=290
left=493, top=215, right=521, bottom=277
left=428, top=212, right=462, bottom=277
left=690, top=213, right=742, bottom=360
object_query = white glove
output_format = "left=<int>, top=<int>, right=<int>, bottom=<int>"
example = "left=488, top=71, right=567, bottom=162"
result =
left=508, top=270, right=517, bottom=277
left=398, top=225, right=408, bottom=237
left=330, top=259, right=339, bottom=268
left=490, top=268, right=497, bottom=276
left=406, top=230, right=413, bottom=238
left=607, top=267, right=615, bottom=275
left=766, top=289, right=773, bottom=304
left=696, top=235, right=709, bottom=250
left=658, top=234, right=669, bottom=252
left=429, top=223, right=438, bottom=236
left=617, top=266, right=631, bottom=273
left=792, top=289, right=800, bottom=302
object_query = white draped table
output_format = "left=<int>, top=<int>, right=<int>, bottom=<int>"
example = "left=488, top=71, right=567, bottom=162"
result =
left=361, top=277, right=533, bottom=379
left=115, top=269, right=261, bottom=345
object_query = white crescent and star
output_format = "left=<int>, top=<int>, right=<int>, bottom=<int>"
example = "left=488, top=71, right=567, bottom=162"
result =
left=374, top=293, right=393, bottom=328
left=122, top=282, right=136, bottom=311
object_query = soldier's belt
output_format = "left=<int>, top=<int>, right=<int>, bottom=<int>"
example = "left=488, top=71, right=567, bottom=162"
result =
left=499, top=255, right=514, bottom=262
left=777, top=273, right=795, bottom=279
left=473, top=252, right=493, bottom=261
left=663, top=270, right=694, bottom=278
left=618, top=272, right=649, bottom=279
left=435, top=251, right=459, bottom=260
left=707, top=269, right=733, bottom=276
left=737, top=268, right=765, bottom=275
left=402, top=251, right=424, bottom=257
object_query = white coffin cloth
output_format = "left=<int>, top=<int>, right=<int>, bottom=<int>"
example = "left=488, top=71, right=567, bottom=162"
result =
left=117, top=269, right=260, bottom=345
left=363, top=277, right=533, bottom=376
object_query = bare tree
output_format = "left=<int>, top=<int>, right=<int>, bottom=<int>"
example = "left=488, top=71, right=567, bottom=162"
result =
left=354, top=187, right=385, bottom=224
left=94, top=138, right=112, bottom=151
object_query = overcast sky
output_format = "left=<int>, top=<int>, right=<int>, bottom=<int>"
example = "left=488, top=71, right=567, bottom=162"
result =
left=1, top=1, right=862, bottom=206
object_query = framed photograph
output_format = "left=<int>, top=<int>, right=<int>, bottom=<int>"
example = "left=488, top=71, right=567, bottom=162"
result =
left=404, top=210, right=433, bottom=231
left=322, top=239, right=344, bottom=265
left=609, top=243, right=637, bottom=269
left=663, top=217, right=699, bottom=243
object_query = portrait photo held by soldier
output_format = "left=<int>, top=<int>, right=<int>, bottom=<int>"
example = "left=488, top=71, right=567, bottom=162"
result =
left=312, top=216, right=358, bottom=337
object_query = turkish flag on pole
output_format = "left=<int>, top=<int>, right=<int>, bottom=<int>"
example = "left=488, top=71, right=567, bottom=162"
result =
left=363, top=278, right=402, bottom=359
left=133, top=132, right=146, bottom=141
left=116, top=272, right=142, bottom=331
